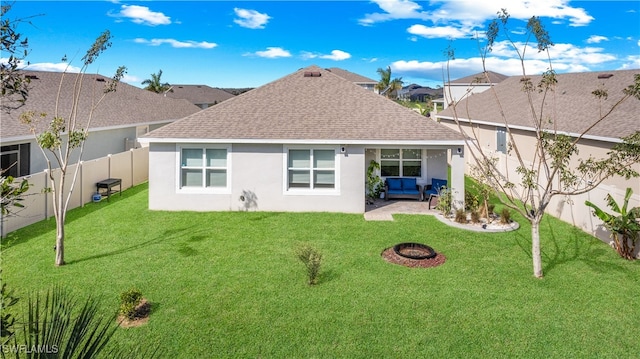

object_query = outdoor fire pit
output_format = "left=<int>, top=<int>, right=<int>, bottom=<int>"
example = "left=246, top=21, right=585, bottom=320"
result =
left=382, top=242, right=445, bottom=268
left=393, top=242, right=437, bottom=260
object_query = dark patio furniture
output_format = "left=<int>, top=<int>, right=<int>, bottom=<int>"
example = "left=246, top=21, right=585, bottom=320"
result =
left=424, top=178, right=447, bottom=209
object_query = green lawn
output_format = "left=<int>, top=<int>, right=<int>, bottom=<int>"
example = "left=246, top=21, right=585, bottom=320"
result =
left=2, top=183, right=639, bottom=358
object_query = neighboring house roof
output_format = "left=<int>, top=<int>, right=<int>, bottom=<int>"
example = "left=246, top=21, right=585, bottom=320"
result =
left=1, top=70, right=201, bottom=141
left=163, top=84, right=236, bottom=106
left=325, top=67, right=377, bottom=85
left=437, top=69, right=639, bottom=140
left=448, top=71, right=508, bottom=85
left=399, top=84, right=441, bottom=99
left=143, top=65, right=464, bottom=143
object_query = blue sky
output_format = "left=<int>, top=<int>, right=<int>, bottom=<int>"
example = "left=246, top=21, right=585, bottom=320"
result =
left=6, top=0, right=640, bottom=89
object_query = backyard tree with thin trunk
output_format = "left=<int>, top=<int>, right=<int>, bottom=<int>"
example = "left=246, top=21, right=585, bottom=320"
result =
left=445, top=10, right=640, bottom=278
left=20, top=31, right=126, bottom=266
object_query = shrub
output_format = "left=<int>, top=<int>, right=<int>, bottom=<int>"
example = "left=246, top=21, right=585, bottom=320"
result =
left=435, top=188, right=452, bottom=216
left=119, top=288, right=143, bottom=320
left=455, top=209, right=467, bottom=224
left=296, top=245, right=323, bottom=285
left=470, top=210, right=481, bottom=223
left=500, top=208, right=512, bottom=224
left=465, top=191, right=480, bottom=211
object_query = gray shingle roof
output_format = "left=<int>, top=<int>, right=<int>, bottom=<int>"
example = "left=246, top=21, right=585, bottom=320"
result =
left=1, top=71, right=201, bottom=140
left=163, top=84, right=235, bottom=106
left=437, top=69, right=640, bottom=140
left=144, top=65, right=464, bottom=143
left=326, top=67, right=377, bottom=85
left=449, top=71, right=508, bottom=85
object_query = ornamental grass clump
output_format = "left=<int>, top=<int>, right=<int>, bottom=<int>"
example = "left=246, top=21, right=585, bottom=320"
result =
left=500, top=208, right=512, bottom=225
left=455, top=209, right=467, bottom=224
left=296, top=244, right=323, bottom=285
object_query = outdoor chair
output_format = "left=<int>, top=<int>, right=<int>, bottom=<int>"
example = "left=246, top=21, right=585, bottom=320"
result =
left=424, top=178, right=448, bottom=209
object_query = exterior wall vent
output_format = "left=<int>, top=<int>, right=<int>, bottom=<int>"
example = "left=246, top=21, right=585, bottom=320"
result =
left=597, top=74, right=613, bottom=79
left=304, top=71, right=321, bottom=77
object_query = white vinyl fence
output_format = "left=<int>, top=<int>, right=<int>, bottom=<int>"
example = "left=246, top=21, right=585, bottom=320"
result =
left=1, top=147, right=149, bottom=237
left=493, top=152, right=640, bottom=250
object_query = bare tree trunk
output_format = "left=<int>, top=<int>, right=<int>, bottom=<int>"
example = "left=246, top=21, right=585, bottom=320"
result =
left=531, top=219, right=543, bottom=278
left=55, top=215, right=64, bottom=266
left=54, top=173, right=66, bottom=266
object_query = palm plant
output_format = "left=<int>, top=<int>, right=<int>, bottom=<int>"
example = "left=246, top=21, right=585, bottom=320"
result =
left=141, top=69, right=171, bottom=94
left=374, top=66, right=403, bottom=98
left=2, top=286, right=122, bottom=358
left=585, top=187, right=640, bottom=260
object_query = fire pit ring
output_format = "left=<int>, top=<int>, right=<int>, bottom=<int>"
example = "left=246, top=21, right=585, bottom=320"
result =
left=393, top=242, right=437, bottom=260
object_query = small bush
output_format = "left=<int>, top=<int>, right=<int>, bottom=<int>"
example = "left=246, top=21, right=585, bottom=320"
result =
left=435, top=188, right=452, bottom=215
left=119, top=288, right=143, bottom=320
left=500, top=208, right=512, bottom=224
left=470, top=210, right=481, bottom=223
left=454, top=209, right=467, bottom=223
left=296, top=245, right=323, bottom=285
left=465, top=191, right=480, bottom=211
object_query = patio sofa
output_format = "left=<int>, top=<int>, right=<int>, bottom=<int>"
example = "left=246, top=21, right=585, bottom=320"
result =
left=384, top=177, right=422, bottom=201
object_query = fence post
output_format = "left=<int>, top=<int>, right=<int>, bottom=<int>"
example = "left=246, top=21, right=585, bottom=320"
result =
left=108, top=154, right=112, bottom=179
left=130, top=148, right=134, bottom=189
left=80, top=161, right=84, bottom=207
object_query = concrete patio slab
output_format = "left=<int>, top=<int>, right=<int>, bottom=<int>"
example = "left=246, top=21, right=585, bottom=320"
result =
left=364, top=199, right=437, bottom=221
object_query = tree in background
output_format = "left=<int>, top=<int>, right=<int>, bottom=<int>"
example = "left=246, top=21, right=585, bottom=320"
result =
left=0, top=2, right=34, bottom=112
left=20, top=31, right=126, bottom=266
left=142, top=69, right=171, bottom=94
left=445, top=10, right=640, bottom=278
left=1, top=3, right=32, bottom=237
left=374, top=66, right=403, bottom=98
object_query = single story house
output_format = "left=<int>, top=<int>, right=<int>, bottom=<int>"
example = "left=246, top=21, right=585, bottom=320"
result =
left=325, top=67, right=378, bottom=92
left=435, top=69, right=640, bottom=245
left=1, top=70, right=201, bottom=177
left=163, top=84, right=236, bottom=109
left=139, top=65, right=467, bottom=213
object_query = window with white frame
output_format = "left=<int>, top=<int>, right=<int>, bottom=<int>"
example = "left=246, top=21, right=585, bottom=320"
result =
left=287, top=149, right=336, bottom=189
left=380, top=149, right=422, bottom=177
left=180, top=147, right=228, bottom=189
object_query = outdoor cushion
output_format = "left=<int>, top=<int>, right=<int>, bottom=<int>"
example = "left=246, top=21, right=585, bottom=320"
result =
left=425, top=178, right=447, bottom=196
left=401, top=178, right=416, bottom=190
left=387, top=178, right=402, bottom=191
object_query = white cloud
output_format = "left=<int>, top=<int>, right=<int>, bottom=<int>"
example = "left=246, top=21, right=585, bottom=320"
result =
left=22, top=62, right=82, bottom=73
left=392, top=39, right=620, bottom=84
left=234, top=8, right=271, bottom=29
left=586, top=35, right=608, bottom=44
left=113, top=5, right=171, bottom=26
left=359, top=0, right=430, bottom=26
left=134, top=38, right=217, bottom=49
left=637, top=39, right=640, bottom=47
left=359, top=0, right=594, bottom=33
left=319, top=50, right=351, bottom=61
left=301, top=50, right=351, bottom=61
left=253, top=47, right=291, bottom=58
left=121, top=74, right=140, bottom=84
left=618, top=55, right=640, bottom=70
left=407, top=24, right=471, bottom=39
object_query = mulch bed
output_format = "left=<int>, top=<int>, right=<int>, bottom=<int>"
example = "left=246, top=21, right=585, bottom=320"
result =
left=381, top=247, right=446, bottom=268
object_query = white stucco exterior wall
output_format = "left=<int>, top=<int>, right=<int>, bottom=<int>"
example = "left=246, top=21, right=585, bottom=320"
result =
left=148, top=143, right=366, bottom=213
